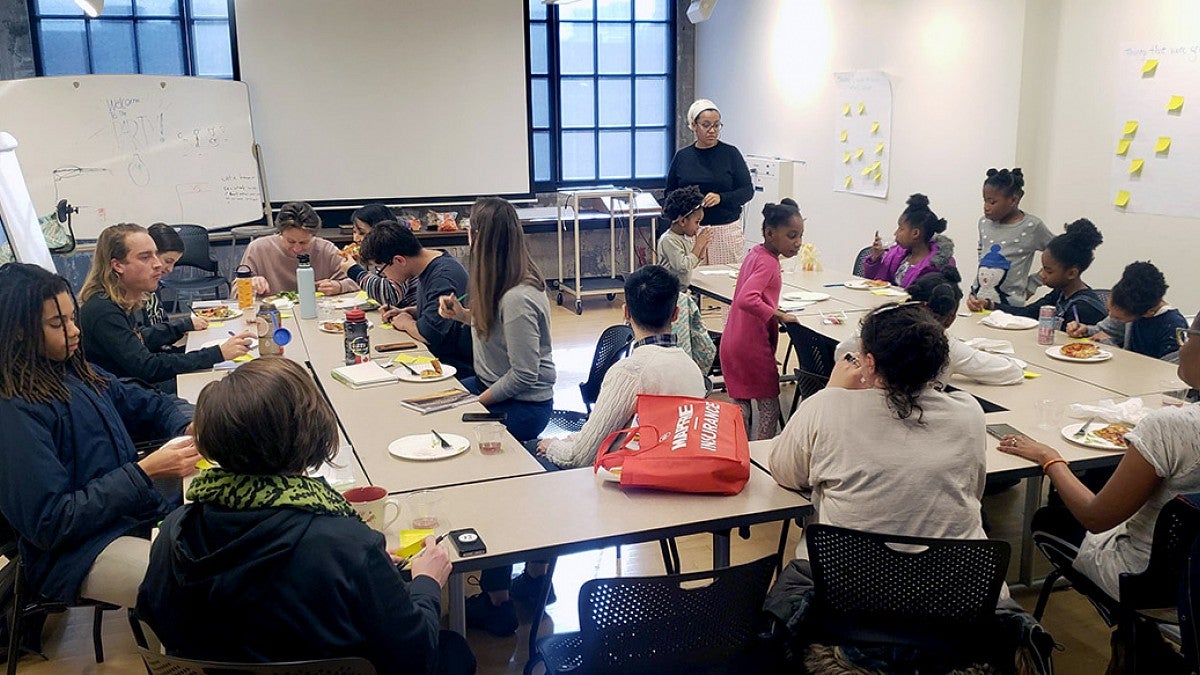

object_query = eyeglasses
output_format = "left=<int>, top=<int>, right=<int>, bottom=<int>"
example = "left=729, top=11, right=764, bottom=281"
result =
left=696, top=122, right=723, bottom=132
left=372, top=261, right=392, bottom=278
left=1177, top=326, right=1200, bottom=347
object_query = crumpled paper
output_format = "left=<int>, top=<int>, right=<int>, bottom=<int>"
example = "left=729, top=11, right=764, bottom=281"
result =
left=962, top=337, right=1016, bottom=354
left=979, top=310, right=1039, bottom=330
left=1067, top=397, right=1149, bottom=425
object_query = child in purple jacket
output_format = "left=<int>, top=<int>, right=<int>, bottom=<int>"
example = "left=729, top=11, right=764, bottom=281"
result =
left=861, top=194, right=956, bottom=288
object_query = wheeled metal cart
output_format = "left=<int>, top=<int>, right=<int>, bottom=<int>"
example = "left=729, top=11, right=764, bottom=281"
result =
left=553, top=188, right=639, bottom=315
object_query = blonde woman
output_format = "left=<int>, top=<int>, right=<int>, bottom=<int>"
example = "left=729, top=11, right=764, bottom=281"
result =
left=80, top=223, right=252, bottom=391
left=665, top=98, right=753, bottom=265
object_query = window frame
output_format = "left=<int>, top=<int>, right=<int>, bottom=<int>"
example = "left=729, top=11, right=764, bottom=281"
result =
left=529, top=1, right=676, bottom=192
left=26, top=0, right=239, bottom=80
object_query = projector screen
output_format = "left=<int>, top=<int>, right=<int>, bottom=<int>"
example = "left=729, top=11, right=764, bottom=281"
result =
left=234, top=0, right=532, bottom=203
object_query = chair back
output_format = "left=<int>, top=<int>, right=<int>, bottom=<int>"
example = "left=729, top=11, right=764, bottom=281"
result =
left=579, top=324, right=634, bottom=412
left=1092, top=288, right=1111, bottom=307
left=1180, top=510, right=1200, bottom=672
left=1120, top=493, right=1200, bottom=609
left=574, top=555, right=776, bottom=673
left=138, top=648, right=378, bottom=674
left=851, top=246, right=873, bottom=276
left=806, top=524, right=1009, bottom=651
left=171, top=224, right=220, bottom=274
left=782, top=323, right=836, bottom=400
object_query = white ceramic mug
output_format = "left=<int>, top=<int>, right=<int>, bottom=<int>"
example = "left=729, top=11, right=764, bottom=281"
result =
left=343, top=486, right=400, bottom=532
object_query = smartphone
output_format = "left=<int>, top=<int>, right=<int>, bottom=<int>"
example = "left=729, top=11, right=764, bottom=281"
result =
left=462, top=412, right=507, bottom=423
left=375, top=342, right=417, bottom=353
left=986, top=423, right=1024, bottom=440
left=448, top=529, right=487, bottom=557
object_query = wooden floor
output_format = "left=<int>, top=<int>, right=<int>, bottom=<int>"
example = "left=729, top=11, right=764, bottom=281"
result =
left=7, top=294, right=1111, bottom=674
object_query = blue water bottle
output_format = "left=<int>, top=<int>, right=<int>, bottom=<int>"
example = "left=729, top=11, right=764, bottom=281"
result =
left=296, top=253, right=317, bottom=319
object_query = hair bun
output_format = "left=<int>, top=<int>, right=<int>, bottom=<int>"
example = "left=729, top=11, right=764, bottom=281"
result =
left=780, top=197, right=798, bottom=208
left=906, top=193, right=930, bottom=209
left=986, top=168, right=999, bottom=178
left=762, top=202, right=778, bottom=218
left=931, top=217, right=947, bottom=234
left=940, top=266, right=963, bottom=284
left=1064, top=218, right=1103, bottom=250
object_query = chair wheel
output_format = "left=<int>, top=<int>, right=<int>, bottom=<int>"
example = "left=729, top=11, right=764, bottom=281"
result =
left=606, top=293, right=615, bottom=301
left=575, top=301, right=583, bottom=315
left=556, top=292, right=564, bottom=306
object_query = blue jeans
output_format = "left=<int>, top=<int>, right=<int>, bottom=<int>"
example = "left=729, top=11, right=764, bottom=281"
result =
left=460, top=376, right=552, bottom=443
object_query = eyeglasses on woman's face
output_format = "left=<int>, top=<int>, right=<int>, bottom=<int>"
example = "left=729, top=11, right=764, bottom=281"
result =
left=1177, top=326, right=1200, bottom=347
left=696, top=122, right=723, bottom=132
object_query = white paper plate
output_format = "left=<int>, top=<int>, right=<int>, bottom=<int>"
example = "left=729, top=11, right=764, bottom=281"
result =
left=318, top=319, right=375, bottom=334
left=778, top=301, right=814, bottom=312
left=1045, top=345, right=1113, bottom=363
left=388, top=433, right=470, bottom=461
left=782, top=291, right=831, bottom=302
left=1061, top=423, right=1126, bottom=450
left=395, top=362, right=457, bottom=383
left=843, top=279, right=892, bottom=290
left=191, top=306, right=243, bottom=320
left=332, top=296, right=373, bottom=310
left=200, top=337, right=258, bottom=351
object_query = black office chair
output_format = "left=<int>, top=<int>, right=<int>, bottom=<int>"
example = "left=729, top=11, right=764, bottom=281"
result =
left=1033, top=494, right=1200, bottom=673
left=536, top=555, right=777, bottom=674
left=781, top=323, right=837, bottom=417
left=804, top=524, right=1013, bottom=670
left=1, top=514, right=141, bottom=674
left=159, top=224, right=230, bottom=311
left=138, top=648, right=377, bottom=674
left=1178, top=514, right=1200, bottom=672
left=851, top=246, right=873, bottom=277
left=542, top=324, right=634, bottom=437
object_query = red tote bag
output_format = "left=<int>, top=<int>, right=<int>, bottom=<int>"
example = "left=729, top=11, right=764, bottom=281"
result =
left=593, top=394, right=750, bottom=495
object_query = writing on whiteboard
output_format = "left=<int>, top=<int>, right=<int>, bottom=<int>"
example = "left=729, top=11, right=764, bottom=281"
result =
left=220, top=174, right=260, bottom=203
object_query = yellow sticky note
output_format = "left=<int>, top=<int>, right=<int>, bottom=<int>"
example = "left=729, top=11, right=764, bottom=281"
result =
left=870, top=160, right=881, bottom=172
left=1123, top=120, right=1139, bottom=135
left=875, top=142, right=885, bottom=155
left=854, top=148, right=864, bottom=160
left=1023, top=370, right=1040, bottom=379
left=279, top=312, right=293, bottom=319
left=208, top=321, right=225, bottom=328
left=844, top=175, right=853, bottom=188
left=870, top=121, right=880, bottom=134
left=232, top=354, right=255, bottom=363
left=842, top=103, right=851, bottom=116
left=874, top=171, right=882, bottom=183
left=314, top=291, right=325, bottom=297
left=839, top=130, right=848, bottom=142
left=1155, top=136, right=1171, bottom=153
left=1129, top=159, right=1144, bottom=175
left=1142, top=59, right=1159, bottom=76
left=355, top=291, right=368, bottom=300
left=393, top=529, right=435, bottom=559
left=1116, top=139, right=1131, bottom=155
left=857, top=102, right=866, bottom=115
left=1168, top=95, right=1185, bottom=112
left=842, top=152, right=851, bottom=163
left=379, top=322, right=393, bottom=329
left=861, top=164, right=874, bottom=176
left=1114, top=190, right=1131, bottom=207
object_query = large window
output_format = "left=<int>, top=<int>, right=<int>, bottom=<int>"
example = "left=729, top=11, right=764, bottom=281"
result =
left=28, top=0, right=234, bottom=78
left=529, top=0, right=674, bottom=189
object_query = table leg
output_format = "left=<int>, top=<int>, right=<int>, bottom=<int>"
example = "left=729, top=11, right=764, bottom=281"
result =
left=713, top=530, right=731, bottom=568
left=1020, top=475, right=1044, bottom=586
left=448, top=572, right=466, bottom=634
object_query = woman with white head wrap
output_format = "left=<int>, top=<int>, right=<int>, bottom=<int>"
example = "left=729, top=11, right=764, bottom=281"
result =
left=664, top=99, right=754, bottom=265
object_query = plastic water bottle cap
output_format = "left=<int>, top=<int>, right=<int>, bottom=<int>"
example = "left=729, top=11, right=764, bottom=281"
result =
left=273, top=327, right=292, bottom=346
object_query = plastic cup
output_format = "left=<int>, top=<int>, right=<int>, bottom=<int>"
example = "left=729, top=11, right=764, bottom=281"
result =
left=318, top=298, right=338, bottom=322
left=475, top=422, right=505, bottom=455
left=407, top=491, right=442, bottom=529
left=1036, top=399, right=1060, bottom=430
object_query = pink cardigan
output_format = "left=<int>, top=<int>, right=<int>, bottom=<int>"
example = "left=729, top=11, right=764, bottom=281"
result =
left=860, top=241, right=955, bottom=288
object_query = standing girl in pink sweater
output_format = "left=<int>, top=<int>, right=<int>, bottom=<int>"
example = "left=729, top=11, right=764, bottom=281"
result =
left=719, top=199, right=805, bottom=440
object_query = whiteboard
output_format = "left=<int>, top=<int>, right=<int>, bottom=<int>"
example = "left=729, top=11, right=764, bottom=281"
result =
left=0, top=75, right=263, bottom=239
left=234, top=0, right=531, bottom=203
left=1110, top=43, right=1200, bottom=218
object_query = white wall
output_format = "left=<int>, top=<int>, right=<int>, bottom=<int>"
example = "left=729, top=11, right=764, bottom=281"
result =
left=696, top=0, right=1027, bottom=290
left=697, top=0, right=1200, bottom=313
left=1020, top=0, right=1200, bottom=313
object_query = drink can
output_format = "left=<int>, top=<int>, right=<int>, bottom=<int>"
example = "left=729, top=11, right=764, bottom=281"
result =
left=1037, top=305, right=1056, bottom=346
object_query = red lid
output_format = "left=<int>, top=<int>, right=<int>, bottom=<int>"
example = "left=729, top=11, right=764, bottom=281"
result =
left=344, top=309, right=367, bottom=322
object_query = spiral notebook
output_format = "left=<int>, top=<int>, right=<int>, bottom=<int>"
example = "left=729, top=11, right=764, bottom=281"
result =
left=399, top=388, right=478, bottom=414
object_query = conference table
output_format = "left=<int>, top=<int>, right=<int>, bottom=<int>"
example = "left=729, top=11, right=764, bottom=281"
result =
left=690, top=263, right=1187, bottom=585
left=177, top=296, right=812, bottom=637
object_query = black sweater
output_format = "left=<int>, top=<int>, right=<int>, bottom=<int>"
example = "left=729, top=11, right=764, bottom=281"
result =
left=80, top=293, right=224, bottom=385
left=665, top=141, right=753, bottom=225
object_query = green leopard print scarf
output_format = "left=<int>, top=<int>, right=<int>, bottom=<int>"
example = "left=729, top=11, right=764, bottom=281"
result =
left=187, top=468, right=360, bottom=520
